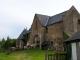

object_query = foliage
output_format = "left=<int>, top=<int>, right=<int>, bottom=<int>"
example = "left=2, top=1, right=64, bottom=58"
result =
left=0, top=36, right=16, bottom=49
left=64, top=32, right=70, bottom=40
left=63, top=32, right=70, bottom=52
left=1, top=38, right=6, bottom=48
left=23, top=33, right=30, bottom=45
left=0, top=49, right=6, bottom=53
left=64, top=32, right=71, bottom=60
left=66, top=43, right=72, bottom=60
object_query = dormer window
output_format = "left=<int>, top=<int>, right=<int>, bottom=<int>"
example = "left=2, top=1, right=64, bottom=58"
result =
left=78, top=19, right=80, bottom=24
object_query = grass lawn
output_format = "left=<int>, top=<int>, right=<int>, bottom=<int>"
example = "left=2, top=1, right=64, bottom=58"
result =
left=0, top=48, right=65, bottom=60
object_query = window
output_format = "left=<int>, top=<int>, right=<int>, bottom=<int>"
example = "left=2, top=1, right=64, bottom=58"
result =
left=78, top=19, right=80, bottom=24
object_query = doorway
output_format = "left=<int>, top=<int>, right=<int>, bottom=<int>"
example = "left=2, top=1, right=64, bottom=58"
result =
left=35, top=35, right=40, bottom=47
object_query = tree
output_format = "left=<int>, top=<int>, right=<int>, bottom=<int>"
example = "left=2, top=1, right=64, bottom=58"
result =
left=1, top=36, right=16, bottom=49
left=1, top=38, right=6, bottom=48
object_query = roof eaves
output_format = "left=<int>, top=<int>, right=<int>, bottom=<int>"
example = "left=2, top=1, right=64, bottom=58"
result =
left=64, top=32, right=80, bottom=42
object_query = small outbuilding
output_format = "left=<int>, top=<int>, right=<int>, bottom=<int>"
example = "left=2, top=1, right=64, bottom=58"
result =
left=16, top=28, right=30, bottom=49
left=64, top=31, right=80, bottom=60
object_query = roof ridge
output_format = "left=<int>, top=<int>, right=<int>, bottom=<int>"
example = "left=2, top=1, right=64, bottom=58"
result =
left=35, top=10, right=68, bottom=26
left=45, top=17, right=50, bottom=26
left=17, top=28, right=27, bottom=40
left=51, top=10, right=68, bottom=17
left=47, top=10, right=68, bottom=25
left=35, top=13, right=50, bottom=17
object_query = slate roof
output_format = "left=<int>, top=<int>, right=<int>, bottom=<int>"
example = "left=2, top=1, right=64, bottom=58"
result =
left=65, top=31, right=80, bottom=42
left=36, top=11, right=68, bottom=26
left=47, top=11, right=68, bottom=25
left=36, top=14, right=49, bottom=26
left=27, top=28, right=31, bottom=34
left=25, top=28, right=31, bottom=34
left=17, top=29, right=27, bottom=40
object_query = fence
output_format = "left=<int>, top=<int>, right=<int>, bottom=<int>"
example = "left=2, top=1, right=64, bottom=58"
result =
left=45, top=53, right=67, bottom=60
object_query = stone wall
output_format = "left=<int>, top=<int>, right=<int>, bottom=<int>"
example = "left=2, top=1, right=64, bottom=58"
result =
left=16, top=40, right=19, bottom=48
left=63, top=6, right=80, bottom=36
left=16, top=40, right=24, bottom=49
left=63, top=9, right=74, bottom=36
left=47, top=22, right=63, bottom=50
left=28, top=15, right=46, bottom=49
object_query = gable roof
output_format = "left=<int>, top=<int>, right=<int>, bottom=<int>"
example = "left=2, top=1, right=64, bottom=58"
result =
left=36, top=14, right=49, bottom=26
left=65, top=31, right=80, bottom=42
left=36, top=11, right=68, bottom=26
left=69, top=6, right=80, bottom=14
left=17, top=29, right=27, bottom=40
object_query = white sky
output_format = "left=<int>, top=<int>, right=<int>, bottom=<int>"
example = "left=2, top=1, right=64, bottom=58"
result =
left=0, top=0, right=80, bottom=40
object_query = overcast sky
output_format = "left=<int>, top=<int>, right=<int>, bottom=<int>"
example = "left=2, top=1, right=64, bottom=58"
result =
left=0, top=0, right=80, bottom=40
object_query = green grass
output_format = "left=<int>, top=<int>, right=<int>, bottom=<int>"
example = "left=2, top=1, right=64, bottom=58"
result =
left=0, top=48, right=65, bottom=60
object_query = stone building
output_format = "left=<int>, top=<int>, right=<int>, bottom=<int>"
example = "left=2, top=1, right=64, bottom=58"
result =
left=27, top=6, right=80, bottom=50
left=16, top=28, right=28, bottom=49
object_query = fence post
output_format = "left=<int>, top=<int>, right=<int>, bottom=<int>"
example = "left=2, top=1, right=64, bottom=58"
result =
left=45, top=53, right=48, bottom=60
left=66, top=53, right=67, bottom=60
left=55, top=52, right=58, bottom=60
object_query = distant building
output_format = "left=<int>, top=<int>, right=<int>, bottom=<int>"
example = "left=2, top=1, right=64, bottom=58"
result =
left=16, top=28, right=30, bottom=49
